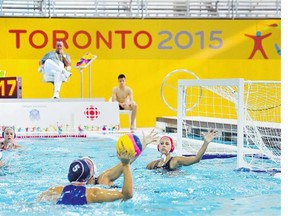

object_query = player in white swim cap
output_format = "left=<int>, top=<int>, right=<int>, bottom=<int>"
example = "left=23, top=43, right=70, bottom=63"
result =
left=1, top=127, right=21, bottom=150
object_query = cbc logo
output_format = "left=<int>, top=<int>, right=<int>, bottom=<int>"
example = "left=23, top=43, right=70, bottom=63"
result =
left=84, top=105, right=100, bottom=120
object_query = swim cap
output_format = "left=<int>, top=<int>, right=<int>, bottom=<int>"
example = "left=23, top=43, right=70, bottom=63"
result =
left=81, top=156, right=97, bottom=174
left=157, top=136, right=175, bottom=153
left=68, top=159, right=90, bottom=183
left=2, top=127, right=16, bottom=138
left=116, top=134, right=142, bottom=157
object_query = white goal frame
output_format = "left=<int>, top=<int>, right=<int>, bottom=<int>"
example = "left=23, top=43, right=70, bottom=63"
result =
left=177, top=78, right=247, bottom=169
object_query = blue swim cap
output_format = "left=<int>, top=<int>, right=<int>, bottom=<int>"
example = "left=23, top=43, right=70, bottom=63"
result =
left=81, top=156, right=97, bottom=174
left=68, top=159, right=90, bottom=183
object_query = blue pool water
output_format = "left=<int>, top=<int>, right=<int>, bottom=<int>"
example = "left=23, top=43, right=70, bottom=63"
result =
left=0, top=137, right=281, bottom=216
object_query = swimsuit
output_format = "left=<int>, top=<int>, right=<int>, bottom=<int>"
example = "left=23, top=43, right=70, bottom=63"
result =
left=57, top=185, right=87, bottom=205
left=0, top=142, right=14, bottom=151
left=93, top=177, right=99, bottom=184
left=93, top=176, right=120, bottom=188
left=0, top=142, right=4, bottom=151
left=152, top=157, right=176, bottom=171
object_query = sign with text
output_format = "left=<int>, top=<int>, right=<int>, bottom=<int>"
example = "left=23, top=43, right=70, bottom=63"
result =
left=0, top=18, right=281, bottom=59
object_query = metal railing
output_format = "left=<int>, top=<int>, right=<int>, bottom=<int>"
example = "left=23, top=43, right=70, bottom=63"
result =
left=0, top=0, right=281, bottom=19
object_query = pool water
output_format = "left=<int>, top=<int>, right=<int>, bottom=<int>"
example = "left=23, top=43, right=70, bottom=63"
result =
left=0, top=137, right=281, bottom=216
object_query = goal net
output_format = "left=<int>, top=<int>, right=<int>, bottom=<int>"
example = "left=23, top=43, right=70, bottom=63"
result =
left=177, top=78, right=281, bottom=172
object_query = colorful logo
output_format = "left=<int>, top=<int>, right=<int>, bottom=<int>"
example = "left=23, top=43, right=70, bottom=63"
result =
left=84, top=105, right=100, bottom=120
left=76, top=53, right=96, bottom=67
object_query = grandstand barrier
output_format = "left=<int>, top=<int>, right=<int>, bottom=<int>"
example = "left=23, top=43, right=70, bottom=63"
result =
left=0, top=99, right=121, bottom=137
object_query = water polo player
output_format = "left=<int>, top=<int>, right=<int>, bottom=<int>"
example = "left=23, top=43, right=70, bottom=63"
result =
left=1, top=127, right=21, bottom=151
left=38, top=150, right=135, bottom=205
left=84, top=129, right=158, bottom=186
left=146, top=129, right=218, bottom=171
left=0, top=127, right=21, bottom=167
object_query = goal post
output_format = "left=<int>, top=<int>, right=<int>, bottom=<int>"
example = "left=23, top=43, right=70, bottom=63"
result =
left=177, top=78, right=281, bottom=171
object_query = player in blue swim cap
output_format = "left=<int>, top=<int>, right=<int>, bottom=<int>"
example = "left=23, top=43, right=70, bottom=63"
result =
left=56, top=159, right=91, bottom=205
left=38, top=151, right=135, bottom=205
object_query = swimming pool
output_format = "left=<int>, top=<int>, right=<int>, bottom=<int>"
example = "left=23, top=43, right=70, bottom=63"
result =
left=0, top=137, right=281, bottom=216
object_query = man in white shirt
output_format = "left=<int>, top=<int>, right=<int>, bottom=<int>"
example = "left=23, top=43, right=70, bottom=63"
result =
left=39, top=41, right=72, bottom=99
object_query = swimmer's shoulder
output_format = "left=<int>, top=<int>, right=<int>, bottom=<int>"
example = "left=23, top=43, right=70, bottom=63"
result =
left=146, top=159, right=160, bottom=169
left=49, top=185, right=64, bottom=194
left=38, top=185, right=63, bottom=202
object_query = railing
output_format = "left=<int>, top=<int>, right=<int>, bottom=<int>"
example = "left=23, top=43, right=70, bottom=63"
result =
left=0, top=0, right=281, bottom=19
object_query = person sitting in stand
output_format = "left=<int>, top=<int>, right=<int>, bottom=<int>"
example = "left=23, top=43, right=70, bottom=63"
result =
left=112, top=74, right=137, bottom=132
left=39, top=40, right=72, bottom=99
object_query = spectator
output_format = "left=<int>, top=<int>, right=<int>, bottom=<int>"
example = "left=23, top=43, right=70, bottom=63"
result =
left=39, top=41, right=72, bottom=99
left=112, top=74, right=137, bottom=132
